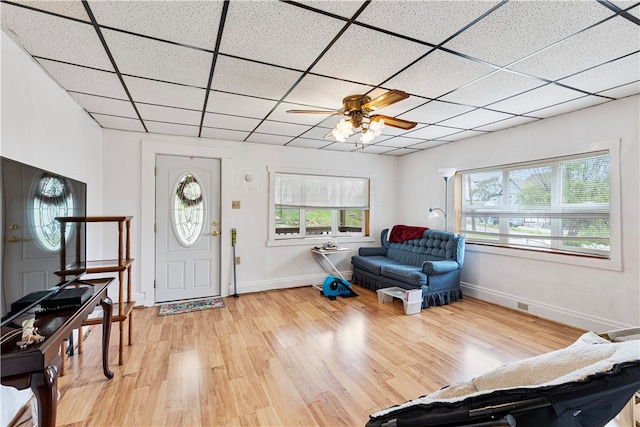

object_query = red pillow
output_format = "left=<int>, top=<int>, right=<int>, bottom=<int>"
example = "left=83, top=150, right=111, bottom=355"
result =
left=388, top=225, right=428, bottom=243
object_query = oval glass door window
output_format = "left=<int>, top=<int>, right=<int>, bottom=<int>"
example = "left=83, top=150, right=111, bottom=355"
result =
left=172, top=173, right=205, bottom=247
left=31, top=173, right=75, bottom=252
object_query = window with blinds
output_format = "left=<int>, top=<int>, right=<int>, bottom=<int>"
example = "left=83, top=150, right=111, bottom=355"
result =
left=458, top=151, right=610, bottom=257
left=273, top=172, right=370, bottom=239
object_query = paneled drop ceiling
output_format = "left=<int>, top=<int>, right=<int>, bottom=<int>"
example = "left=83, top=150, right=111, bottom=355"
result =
left=1, top=0, right=639, bottom=156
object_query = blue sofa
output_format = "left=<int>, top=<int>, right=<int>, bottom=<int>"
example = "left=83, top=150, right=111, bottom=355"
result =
left=351, top=228, right=465, bottom=309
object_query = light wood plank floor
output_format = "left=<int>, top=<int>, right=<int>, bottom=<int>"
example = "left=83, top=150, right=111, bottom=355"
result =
left=52, top=285, right=589, bottom=426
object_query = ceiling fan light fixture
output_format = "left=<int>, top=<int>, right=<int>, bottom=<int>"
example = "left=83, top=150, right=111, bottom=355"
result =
left=359, top=129, right=376, bottom=145
left=331, top=119, right=353, bottom=142
left=369, top=118, right=385, bottom=136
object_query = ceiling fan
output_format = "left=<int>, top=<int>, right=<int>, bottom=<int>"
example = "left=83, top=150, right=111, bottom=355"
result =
left=286, top=89, right=417, bottom=145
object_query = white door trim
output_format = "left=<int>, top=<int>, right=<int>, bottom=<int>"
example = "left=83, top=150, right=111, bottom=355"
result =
left=141, top=139, right=233, bottom=307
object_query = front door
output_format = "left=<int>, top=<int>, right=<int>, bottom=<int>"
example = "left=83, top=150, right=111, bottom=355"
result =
left=155, top=155, right=221, bottom=303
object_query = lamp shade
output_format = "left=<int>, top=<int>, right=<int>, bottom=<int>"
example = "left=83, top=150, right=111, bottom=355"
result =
left=437, top=168, right=456, bottom=179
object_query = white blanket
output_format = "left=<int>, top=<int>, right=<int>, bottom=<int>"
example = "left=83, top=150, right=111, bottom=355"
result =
left=373, top=332, right=640, bottom=417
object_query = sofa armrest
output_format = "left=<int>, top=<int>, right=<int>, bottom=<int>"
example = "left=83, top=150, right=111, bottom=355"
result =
left=359, top=247, right=387, bottom=256
left=422, top=260, right=460, bottom=275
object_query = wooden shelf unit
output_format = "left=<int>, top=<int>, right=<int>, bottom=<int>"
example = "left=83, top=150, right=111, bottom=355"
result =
left=57, top=216, right=134, bottom=365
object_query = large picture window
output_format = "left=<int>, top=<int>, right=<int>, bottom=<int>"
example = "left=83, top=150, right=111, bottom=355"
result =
left=271, top=170, right=370, bottom=242
left=458, top=151, right=611, bottom=258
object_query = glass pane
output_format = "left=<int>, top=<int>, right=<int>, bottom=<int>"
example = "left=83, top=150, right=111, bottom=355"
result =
left=561, top=155, right=609, bottom=204
left=275, top=207, right=300, bottom=235
left=305, top=209, right=331, bottom=235
left=561, top=218, right=610, bottom=252
left=172, top=174, right=205, bottom=247
left=32, top=174, right=74, bottom=251
left=339, top=209, right=362, bottom=232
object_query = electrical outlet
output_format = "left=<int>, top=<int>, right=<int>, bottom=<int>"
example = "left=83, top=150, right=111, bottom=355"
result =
left=235, top=256, right=241, bottom=265
left=517, top=302, right=529, bottom=311
left=232, top=200, right=241, bottom=209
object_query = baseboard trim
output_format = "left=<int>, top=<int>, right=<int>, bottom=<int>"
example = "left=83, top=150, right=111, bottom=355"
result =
left=232, top=271, right=353, bottom=295
left=460, top=282, right=632, bottom=333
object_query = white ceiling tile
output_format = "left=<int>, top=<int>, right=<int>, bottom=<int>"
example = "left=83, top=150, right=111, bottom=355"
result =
left=37, top=58, right=127, bottom=99
left=246, top=133, right=292, bottom=146
left=444, top=1, right=614, bottom=66
left=2, top=3, right=112, bottom=70
left=377, top=136, right=425, bottom=148
left=270, top=103, right=336, bottom=126
left=528, top=96, right=612, bottom=119
left=438, top=109, right=514, bottom=129
left=311, top=25, right=429, bottom=86
left=351, top=144, right=394, bottom=154
left=102, top=29, right=212, bottom=87
left=254, top=121, right=311, bottom=137
left=488, top=84, right=584, bottom=115
left=441, top=70, right=544, bottom=107
left=200, top=127, right=249, bottom=142
left=212, top=56, right=303, bottom=100
left=404, top=125, right=461, bottom=140
left=69, top=92, right=136, bottom=118
left=598, top=81, right=640, bottom=98
left=88, top=1, right=223, bottom=50
left=146, top=122, right=199, bottom=137
left=287, top=138, right=332, bottom=149
left=220, top=1, right=345, bottom=69
left=444, top=130, right=488, bottom=141
left=610, top=1, right=640, bottom=17
left=123, top=76, right=207, bottom=110
left=399, top=101, right=476, bottom=124
left=382, top=148, right=420, bottom=156
left=92, top=113, right=145, bottom=132
left=558, top=53, right=640, bottom=94
left=136, top=104, right=202, bottom=125
left=385, top=50, right=494, bottom=99
left=284, top=74, right=373, bottom=109
left=357, top=1, right=501, bottom=45
left=206, top=91, right=277, bottom=118
left=405, top=140, right=449, bottom=150
left=322, top=142, right=361, bottom=152
left=509, top=17, right=640, bottom=80
left=203, top=113, right=261, bottom=132
left=10, top=1, right=89, bottom=21
left=474, top=116, right=540, bottom=132
left=298, top=1, right=366, bottom=19
left=298, top=126, right=333, bottom=140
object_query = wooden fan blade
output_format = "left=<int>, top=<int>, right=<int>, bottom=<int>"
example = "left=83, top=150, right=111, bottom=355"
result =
left=371, top=115, right=417, bottom=130
left=286, top=109, right=340, bottom=115
left=362, top=90, right=409, bottom=111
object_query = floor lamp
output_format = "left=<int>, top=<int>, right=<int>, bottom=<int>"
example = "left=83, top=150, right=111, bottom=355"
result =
left=428, top=168, right=456, bottom=232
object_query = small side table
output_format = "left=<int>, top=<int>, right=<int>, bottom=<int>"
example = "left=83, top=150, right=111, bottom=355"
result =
left=377, top=287, right=422, bottom=315
left=311, top=247, right=351, bottom=280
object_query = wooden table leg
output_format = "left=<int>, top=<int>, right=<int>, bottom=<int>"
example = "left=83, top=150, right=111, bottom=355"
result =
left=30, top=362, right=59, bottom=427
left=101, top=296, right=114, bottom=379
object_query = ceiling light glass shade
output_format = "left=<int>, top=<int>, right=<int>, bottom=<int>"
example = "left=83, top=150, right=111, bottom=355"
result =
left=359, top=129, right=376, bottom=145
left=438, top=168, right=457, bottom=179
left=369, top=118, right=385, bottom=137
left=331, top=119, right=354, bottom=142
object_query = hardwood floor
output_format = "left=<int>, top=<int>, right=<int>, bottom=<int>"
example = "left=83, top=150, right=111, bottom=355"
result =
left=52, top=285, right=588, bottom=426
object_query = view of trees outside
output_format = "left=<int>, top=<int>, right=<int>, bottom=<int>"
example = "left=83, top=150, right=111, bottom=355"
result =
left=275, top=208, right=363, bottom=236
left=460, top=154, right=610, bottom=254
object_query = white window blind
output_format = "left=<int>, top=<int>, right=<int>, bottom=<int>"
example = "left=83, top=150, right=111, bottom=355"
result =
left=459, top=151, right=610, bottom=257
left=275, top=173, right=369, bottom=209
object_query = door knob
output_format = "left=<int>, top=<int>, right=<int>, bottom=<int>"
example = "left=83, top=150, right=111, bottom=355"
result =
left=211, top=230, right=219, bottom=236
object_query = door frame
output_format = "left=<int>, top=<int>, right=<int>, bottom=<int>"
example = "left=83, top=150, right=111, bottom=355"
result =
left=140, top=139, right=233, bottom=307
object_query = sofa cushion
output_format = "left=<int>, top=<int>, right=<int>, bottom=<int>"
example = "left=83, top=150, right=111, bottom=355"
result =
left=380, top=264, right=427, bottom=287
left=351, top=255, right=399, bottom=275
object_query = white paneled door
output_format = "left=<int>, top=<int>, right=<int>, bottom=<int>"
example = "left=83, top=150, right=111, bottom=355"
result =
left=155, top=155, right=221, bottom=303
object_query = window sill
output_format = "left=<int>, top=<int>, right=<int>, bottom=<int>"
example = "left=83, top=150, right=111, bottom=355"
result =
left=466, top=242, right=621, bottom=271
left=267, top=236, right=375, bottom=247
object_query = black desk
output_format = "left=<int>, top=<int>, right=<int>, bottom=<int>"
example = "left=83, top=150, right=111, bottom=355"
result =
left=1, top=278, right=114, bottom=427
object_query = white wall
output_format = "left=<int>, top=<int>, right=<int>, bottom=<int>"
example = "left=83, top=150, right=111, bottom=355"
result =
left=101, top=130, right=399, bottom=306
left=0, top=31, right=104, bottom=426
left=398, top=96, right=640, bottom=332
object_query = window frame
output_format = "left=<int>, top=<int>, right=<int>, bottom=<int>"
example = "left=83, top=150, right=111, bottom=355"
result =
left=268, top=166, right=374, bottom=247
left=455, top=139, right=621, bottom=271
